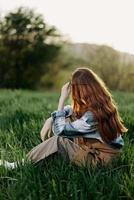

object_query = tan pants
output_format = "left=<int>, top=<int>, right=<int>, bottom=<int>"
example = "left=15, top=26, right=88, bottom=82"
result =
left=26, top=135, right=121, bottom=167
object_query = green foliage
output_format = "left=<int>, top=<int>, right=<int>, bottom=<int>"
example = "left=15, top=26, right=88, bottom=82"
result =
left=91, top=45, right=122, bottom=88
left=0, top=7, right=134, bottom=92
left=54, top=44, right=134, bottom=92
left=0, top=7, right=61, bottom=89
left=0, top=90, right=134, bottom=200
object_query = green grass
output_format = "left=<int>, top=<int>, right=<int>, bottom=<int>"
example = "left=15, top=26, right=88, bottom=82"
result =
left=0, top=89, right=134, bottom=200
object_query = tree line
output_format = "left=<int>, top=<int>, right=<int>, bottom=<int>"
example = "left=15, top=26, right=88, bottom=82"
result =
left=0, top=7, right=134, bottom=92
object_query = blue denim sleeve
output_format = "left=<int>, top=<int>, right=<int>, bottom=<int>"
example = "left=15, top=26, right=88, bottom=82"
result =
left=63, top=105, right=73, bottom=117
left=110, top=135, right=124, bottom=148
left=51, top=109, right=98, bottom=137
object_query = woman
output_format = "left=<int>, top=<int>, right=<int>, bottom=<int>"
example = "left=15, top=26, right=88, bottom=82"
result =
left=0, top=67, right=128, bottom=169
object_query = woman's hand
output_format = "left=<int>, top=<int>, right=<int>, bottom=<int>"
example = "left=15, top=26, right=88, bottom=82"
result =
left=58, top=82, right=71, bottom=111
left=60, top=82, right=71, bottom=101
left=40, top=117, right=53, bottom=141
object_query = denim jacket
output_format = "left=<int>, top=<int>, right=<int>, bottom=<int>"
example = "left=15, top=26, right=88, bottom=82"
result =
left=51, top=105, right=124, bottom=148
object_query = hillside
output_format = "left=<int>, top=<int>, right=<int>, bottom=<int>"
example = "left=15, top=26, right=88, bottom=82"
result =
left=63, top=42, right=134, bottom=65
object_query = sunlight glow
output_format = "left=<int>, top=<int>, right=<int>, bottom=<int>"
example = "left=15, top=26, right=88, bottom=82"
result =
left=0, top=0, right=134, bottom=54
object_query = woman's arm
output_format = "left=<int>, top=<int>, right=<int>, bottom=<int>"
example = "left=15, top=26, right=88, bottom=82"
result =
left=51, top=110, right=98, bottom=137
left=57, top=82, right=71, bottom=111
left=40, top=104, right=73, bottom=141
left=51, top=82, right=98, bottom=137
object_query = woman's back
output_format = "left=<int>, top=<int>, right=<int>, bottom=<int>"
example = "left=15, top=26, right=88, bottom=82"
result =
left=51, top=104, right=124, bottom=149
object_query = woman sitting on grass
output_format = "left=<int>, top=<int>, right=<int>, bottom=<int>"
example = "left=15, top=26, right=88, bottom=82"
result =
left=0, top=67, right=128, bottom=169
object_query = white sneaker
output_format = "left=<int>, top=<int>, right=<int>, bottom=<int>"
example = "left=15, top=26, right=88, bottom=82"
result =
left=0, top=159, right=25, bottom=169
left=0, top=160, right=17, bottom=169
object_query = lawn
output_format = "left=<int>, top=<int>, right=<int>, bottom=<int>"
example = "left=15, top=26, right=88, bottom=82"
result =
left=0, top=89, right=134, bottom=200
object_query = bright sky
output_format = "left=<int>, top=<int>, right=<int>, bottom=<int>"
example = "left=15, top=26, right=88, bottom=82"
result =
left=0, top=0, right=134, bottom=54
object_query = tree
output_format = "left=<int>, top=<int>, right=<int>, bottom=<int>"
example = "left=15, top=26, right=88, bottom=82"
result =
left=91, top=45, right=122, bottom=90
left=0, top=7, right=61, bottom=89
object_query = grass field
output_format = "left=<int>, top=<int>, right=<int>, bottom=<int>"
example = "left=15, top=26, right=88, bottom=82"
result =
left=0, top=89, right=134, bottom=200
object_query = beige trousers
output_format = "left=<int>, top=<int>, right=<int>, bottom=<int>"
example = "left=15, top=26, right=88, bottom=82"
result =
left=26, top=136, right=80, bottom=163
left=26, top=135, right=121, bottom=167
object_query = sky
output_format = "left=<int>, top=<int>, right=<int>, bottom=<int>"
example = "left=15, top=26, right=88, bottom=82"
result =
left=0, top=0, right=134, bottom=54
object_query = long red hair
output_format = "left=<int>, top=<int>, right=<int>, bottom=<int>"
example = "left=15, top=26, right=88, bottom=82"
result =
left=71, top=67, right=128, bottom=143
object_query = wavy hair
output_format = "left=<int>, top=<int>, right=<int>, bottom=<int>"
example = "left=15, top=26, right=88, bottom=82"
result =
left=71, top=67, right=128, bottom=143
